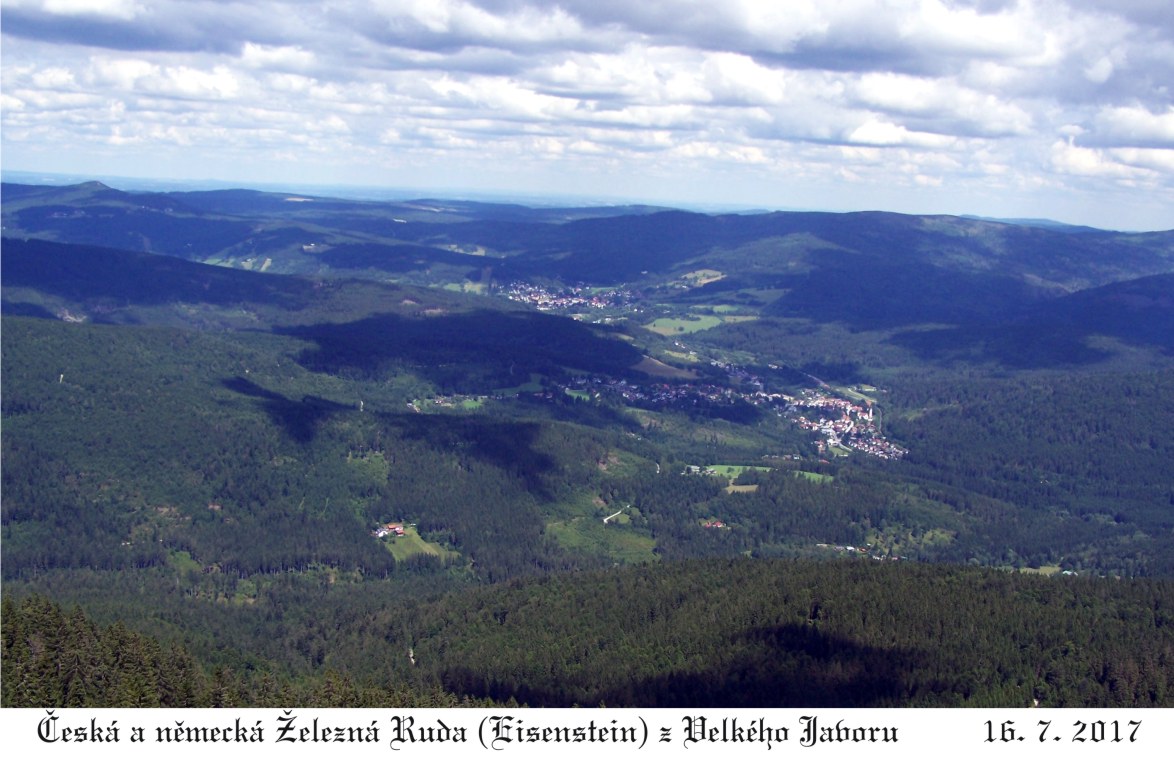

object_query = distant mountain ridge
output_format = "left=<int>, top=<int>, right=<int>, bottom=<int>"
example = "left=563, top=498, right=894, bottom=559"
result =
left=5, top=180, right=1173, bottom=350
left=959, top=214, right=1108, bottom=233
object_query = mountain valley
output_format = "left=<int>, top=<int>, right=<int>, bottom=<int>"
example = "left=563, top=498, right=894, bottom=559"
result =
left=3, top=181, right=1173, bottom=708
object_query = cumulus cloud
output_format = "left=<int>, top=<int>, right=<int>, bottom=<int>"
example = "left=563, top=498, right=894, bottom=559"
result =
left=1093, top=105, right=1174, bottom=148
left=9, top=0, right=144, bottom=21
left=851, top=72, right=1034, bottom=137
left=240, top=43, right=316, bottom=72
left=2, top=0, right=1172, bottom=228
left=847, top=120, right=957, bottom=148
left=1049, top=135, right=1171, bottom=186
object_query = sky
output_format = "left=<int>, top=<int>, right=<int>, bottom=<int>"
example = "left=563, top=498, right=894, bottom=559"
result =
left=2, top=0, right=1172, bottom=230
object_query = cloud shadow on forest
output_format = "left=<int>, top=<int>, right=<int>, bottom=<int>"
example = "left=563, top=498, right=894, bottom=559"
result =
left=380, top=412, right=558, bottom=497
left=222, top=375, right=351, bottom=443
left=615, top=623, right=926, bottom=707
left=439, top=622, right=927, bottom=708
left=275, top=309, right=644, bottom=393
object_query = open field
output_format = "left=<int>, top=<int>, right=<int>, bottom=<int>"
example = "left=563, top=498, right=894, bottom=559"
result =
left=706, top=464, right=773, bottom=478
left=677, top=269, right=725, bottom=287
left=631, top=355, right=698, bottom=379
left=1015, top=565, right=1065, bottom=576
left=834, top=385, right=879, bottom=406
left=412, top=396, right=487, bottom=412
left=493, top=373, right=546, bottom=395
left=644, top=315, right=723, bottom=335
left=794, top=470, right=834, bottom=484
left=383, top=527, right=459, bottom=563
left=546, top=517, right=657, bottom=564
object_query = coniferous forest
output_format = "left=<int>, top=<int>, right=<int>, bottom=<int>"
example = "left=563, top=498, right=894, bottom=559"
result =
left=2, top=182, right=1173, bottom=708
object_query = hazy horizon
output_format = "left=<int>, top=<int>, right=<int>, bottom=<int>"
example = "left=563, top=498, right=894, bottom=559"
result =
left=8, top=167, right=1171, bottom=234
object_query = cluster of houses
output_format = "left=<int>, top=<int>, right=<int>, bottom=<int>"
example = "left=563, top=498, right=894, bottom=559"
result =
left=567, top=364, right=906, bottom=461
left=570, top=374, right=774, bottom=409
left=709, top=359, right=765, bottom=390
left=502, top=282, right=634, bottom=312
left=816, top=543, right=907, bottom=562
left=373, top=522, right=406, bottom=539
left=789, top=390, right=907, bottom=460
left=490, top=280, right=905, bottom=463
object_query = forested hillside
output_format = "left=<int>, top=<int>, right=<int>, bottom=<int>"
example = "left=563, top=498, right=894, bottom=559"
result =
left=0, top=596, right=482, bottom=708
left=6, top=561, right=1171, bottom=708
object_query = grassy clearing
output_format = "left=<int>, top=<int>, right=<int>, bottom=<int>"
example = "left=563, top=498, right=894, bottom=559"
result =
left=631, top=355, right=698, bottom=379
left=167, top=550, right=202, bottom=575
left=736, top=288, right=789, bottom=303
left=347, top=450, right=391, bottom=483
left=794, top=470, right=834, bottom=484
left=920, top=528, right=957, bottom=547
left=602, top=450, right=657, bottom=479
left=411, top=396, right=487, bottom=412
left=834, top=385, right=879, bottom=406
left=635, top=408, right=774, bottom=453
left=700, top=464, right=772, bottom=493
left=546, top=517, right=657, bottom=564
left=644, top=315, right=723, bottom=335
left=383, top=526, right=459, bottom=563
left=1017, top=565, right=1064, bottom=576
left=706, top=464, right=773, bottom=478
left=678, top=269, right=725, bottom=287
left=493, top=373, right=546, bottom=395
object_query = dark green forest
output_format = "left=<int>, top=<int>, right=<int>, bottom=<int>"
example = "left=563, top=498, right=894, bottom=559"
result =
left=6, top=561, right=1172, bottom=708
left=3, top=183, right=1173, bottom=708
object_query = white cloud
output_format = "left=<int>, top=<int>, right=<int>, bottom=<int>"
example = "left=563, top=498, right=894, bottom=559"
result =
left=240, top=43, right=316, bottom=72
left=896, top=0, right=1042, bottom=61
left=671, top=139, right=768, bottom=164
left=83, top=58, right=240, bottom=100
left=365, top=0, right=587, bottom=47
left=1109, top=147, right=1174, bottom=174
left=30, top=66, right=76, bottom=89
left=87, top=58, right=157, bottom=91
left=1050, top=137, right=1151, bottom=179
left=852, top=71, right=1032, bottom=136
left=1083, top=55, right=1114, bottom=84
left=160, top=66, right=241, bottom=100
left=1094, top=105, right=1174, bottom=147
left=699, top=52, right=788, bottom=105
left=5, top=88, right=103, bottom=111
left=34, top=0, right=142, bottom=20
left=847, top=120, right=956, bottom=148
left=1, top=93, right=27, bottom=112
